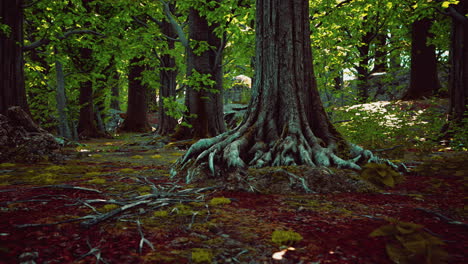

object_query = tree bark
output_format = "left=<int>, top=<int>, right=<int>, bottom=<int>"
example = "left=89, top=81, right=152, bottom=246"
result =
left=55, top=59, right=72, bottom=139
left=448, top=2, right=467, bottom=122
left=402, top=18, right=441, bottom=100
left=76, top=47, right=103, bottom=139
left=157, top=10, right=178, bottom=136
left=119, top=57, right=151, bottom=132
left=173, top=4, right=226, bottom=139
left=356, top=31, right=373, bottom=103
left=173, top=0, right=380, bottom=185
left=0, top=0, right=29, bottom=115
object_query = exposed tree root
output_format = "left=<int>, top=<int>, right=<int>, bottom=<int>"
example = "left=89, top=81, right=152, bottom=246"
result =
left=171, top=126, right=405, bottom=193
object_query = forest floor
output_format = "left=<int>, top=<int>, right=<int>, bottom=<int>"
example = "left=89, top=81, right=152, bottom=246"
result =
left=0, top=100, right=467, bottom=264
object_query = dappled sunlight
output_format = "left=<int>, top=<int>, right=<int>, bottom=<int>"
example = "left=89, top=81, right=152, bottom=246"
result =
left=272, top=247, right=296, bottom=260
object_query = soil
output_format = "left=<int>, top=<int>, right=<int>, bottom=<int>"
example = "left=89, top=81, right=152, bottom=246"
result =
left=0, top=133, right=466, bottom=264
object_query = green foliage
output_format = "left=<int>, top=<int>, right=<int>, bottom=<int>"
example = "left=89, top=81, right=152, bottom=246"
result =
left=330, top=100, right=447, bottom=150
left=0, top=21, right=11, bottom=37
left=360, top=163, right=403, bottom=188
left=191, top=248, right=213, bottom=263
left=161, top=96, right=195, bottom=128
left=271, top=230, right=303, bottom=246
left=370, top=218, right=448, bottom=264
left=184, top=69, right=217, bottom=93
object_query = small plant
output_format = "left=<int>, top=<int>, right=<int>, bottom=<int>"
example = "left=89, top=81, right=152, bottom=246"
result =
left=271, top=230, right=303, bottom=246
left=191, top=248, right=212, bottom=263
left=370, top=218, right=448, bottom=264
left=209, top=197, right=231, bottom=206
left=360, top=163, right=404, bottom=188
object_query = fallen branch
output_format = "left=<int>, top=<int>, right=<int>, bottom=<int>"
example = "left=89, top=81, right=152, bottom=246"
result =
left=15, top=215, right=94, bottom=228
left=136, top=219, right=155, bottom=254
left=416, top=208, right=468, bottom=228
left=75, top=240, right=109, bottom=264
left=80, top=200, right=151, bottom=229
left=0, top=185, right=102, bottom=194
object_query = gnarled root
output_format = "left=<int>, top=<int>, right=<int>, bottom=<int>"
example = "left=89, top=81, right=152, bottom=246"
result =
left=171, top=126, right=404, bottom=193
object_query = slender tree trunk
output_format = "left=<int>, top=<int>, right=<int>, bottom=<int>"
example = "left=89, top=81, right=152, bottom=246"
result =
left=109, top=62, right=121, bottom=111
left=173, top=0, right=380, bottom=186
left=402, top=18, right=441, bottom=100
left=0, top=0, right=29, bottom=115
left=119, top=57, right=151, bottom=132
left=157, top=14, right=178, bottom=136
left=76, top=48, right=103, bottom=138
left=55, top=59, right=72, bottom=139
left=448, top=2, right=467, bottom=122
left=356, top=32, right=373, bottom=103
left=374, top=33, right=387, bottom=73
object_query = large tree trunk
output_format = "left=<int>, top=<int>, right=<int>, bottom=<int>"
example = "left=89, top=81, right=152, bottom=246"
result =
left=402, top=18, right=441, bottom=100
left=173, top=4, right=226, bottom=139
left=448, top=2, right=467, bottom=122
left=0, top=0, right=29, bottom=115
left=157, top=10, right=178, bottom=136
left=172, top=0, right=381, bottom=187
left=119, top=57, right=151, bottom=132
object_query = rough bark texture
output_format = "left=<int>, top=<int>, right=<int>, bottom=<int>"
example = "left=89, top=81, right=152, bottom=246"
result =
left=402, top=18, right=441, bottom=100
left=173, top=4, right=226, bottom=139
left=172, top=0, right=386, bottom=190
left=356, top=31, right=373, bottom=103
left=157, top=12, right=178, bottom=136
left=0, top=107, right=61, bottom=162
left=119, top=57, right=151, bottom=133
left=448, top=2, right=467, bottom=122
left=75, top=47, right=104, bottom=139
left=55, top=59, right=72, bottom=139
left=0, top=0, right=29, bottom=115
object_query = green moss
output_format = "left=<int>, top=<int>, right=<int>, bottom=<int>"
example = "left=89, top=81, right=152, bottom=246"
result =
left=85, top=171, right=102, bottom=177
left=209, top=197, right=231, bottom=206
left=191, top=248, right=212, bottom=263
left=153, top=210, right=169, bottom=217
left=87, top=178, right=106, bottom=184
left=101, top=204, right=119, bottom=212
left=271, top=230, right=303, bottom=246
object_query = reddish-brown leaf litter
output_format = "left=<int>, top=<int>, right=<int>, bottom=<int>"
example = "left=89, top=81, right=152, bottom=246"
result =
left=0, top=137, right=466, bottom=264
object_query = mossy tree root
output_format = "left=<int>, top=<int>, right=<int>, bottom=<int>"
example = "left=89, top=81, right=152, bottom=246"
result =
left=171, top=123, right=401, bottom=184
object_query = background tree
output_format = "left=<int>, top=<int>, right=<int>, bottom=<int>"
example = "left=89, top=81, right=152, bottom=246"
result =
left=156, top=4, right=179, bottom=135
left=402, top=17, right=441, bottom=100
left=446, top=1, right=467, bottom=123
left=0, top=0, right=29, bottom=115
left=119, top=57, right=152, bottom=132
left=173, top=0, right=378, bottom=183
